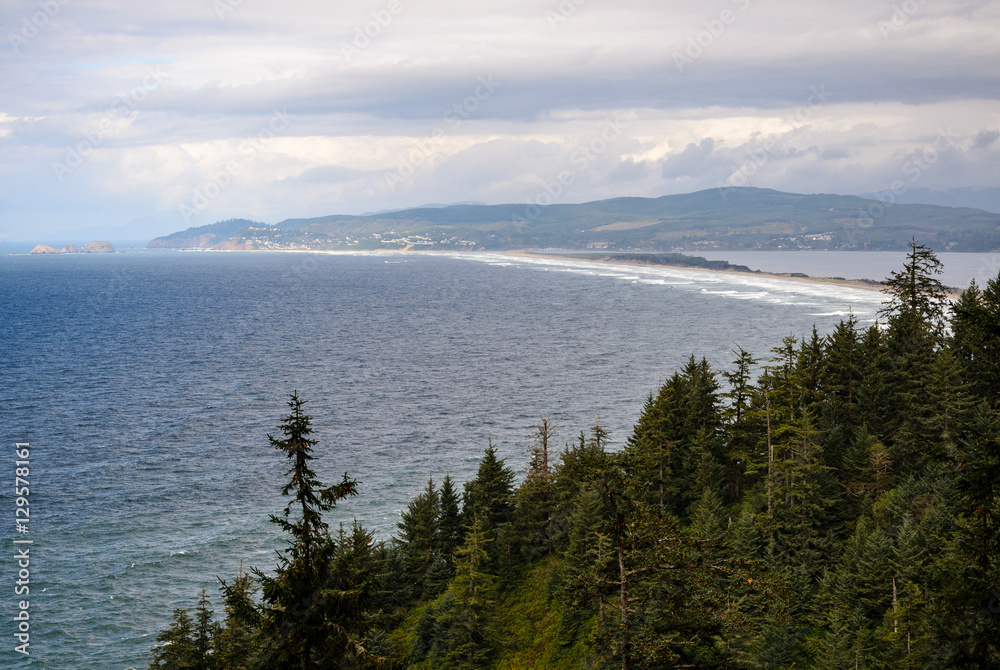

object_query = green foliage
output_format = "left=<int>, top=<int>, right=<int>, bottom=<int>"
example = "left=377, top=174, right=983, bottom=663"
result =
left=438, top=475, right=463, bottom=567
left=462, top=443, right=516, bottom=533
left=396, top=478, right=442, bottom=600
left=253, top=393, right=364, bottom=669
left=879, top=238, right=949, bottom=332
left=623, top=356, right=724, bottom=520
left=150, top=608, right=200, bottom=669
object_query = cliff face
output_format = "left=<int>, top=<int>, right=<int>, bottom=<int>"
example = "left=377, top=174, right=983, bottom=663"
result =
left=30, top=244, right=62, bottom=254
left=148, top=233, right=220, bottom=249
left=80, top=240, right=115, bottom=253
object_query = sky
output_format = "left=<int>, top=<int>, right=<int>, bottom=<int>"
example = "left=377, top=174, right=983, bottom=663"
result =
left=1, top=0, right=998, bottom=242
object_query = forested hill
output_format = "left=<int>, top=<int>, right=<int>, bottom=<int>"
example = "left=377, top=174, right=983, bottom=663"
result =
left=148, top=187, right=1000, bottom=252
left=150, top=241, right=1000, bottom=669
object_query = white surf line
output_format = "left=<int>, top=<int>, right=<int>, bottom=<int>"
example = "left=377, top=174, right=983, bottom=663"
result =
left=456, top=252, right=887, bottom=311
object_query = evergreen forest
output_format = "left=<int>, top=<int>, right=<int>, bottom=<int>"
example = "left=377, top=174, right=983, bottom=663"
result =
left=149, top=241, right=1000, bottom=669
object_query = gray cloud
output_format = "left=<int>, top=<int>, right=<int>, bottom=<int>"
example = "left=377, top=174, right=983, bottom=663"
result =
left=2, top=0, right=1000, bottom=238
left=972, top=128, right=1000, bottom=150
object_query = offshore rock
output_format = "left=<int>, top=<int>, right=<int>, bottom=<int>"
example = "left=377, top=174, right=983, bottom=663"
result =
left=81, top=240, right=115, bottom=253
left=61, top=244, right=79, bottom=253
left=30, top=244, right=62, bottom=254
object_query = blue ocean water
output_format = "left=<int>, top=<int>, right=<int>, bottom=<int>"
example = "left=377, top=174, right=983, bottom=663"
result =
left=1, top=250, right=894, bottom=668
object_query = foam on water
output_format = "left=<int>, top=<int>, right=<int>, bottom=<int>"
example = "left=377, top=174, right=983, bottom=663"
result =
left=450, top=253, right=884, bottom=319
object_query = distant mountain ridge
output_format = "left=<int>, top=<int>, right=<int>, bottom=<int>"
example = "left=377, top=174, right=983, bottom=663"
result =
left=859, top=186, right=1000, bottom=215
left=149, top=188, right=1000, bottom=252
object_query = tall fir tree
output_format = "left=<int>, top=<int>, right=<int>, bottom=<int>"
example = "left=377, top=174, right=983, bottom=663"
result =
left=253, top=393, right=362, bottom=670
left=462, top=442, right=515, bottom=533
left=722, top=347, right=761, bottom=502
left=442, top=515, right=498, bottom=668
left=396, top=477, right=441, bottom=599
left=150, top=609, right=200, bottom=670
left=438, top=474, right=463, bottom=570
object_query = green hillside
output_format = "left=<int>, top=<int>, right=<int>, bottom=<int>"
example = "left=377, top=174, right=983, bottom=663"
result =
left=148, top=188, right=1000, bottom=251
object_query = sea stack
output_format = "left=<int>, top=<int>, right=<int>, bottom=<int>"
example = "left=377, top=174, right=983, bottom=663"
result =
left=61, top=244, right=79, bottom=253
left=81, top=240, right=115, bottom=253
left=30, top=244, right=62, bottom=254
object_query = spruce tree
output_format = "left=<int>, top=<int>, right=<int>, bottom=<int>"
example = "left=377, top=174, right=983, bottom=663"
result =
left=879, top=238, right=949, bottom=334
left=515, top=418, right=558, bottom=557
left=444, top=515, right=498, bottom=668
left=396, top=478, right=441, bottom=599
left=462, top=442, right=515, bottom=533
left=253, top=393, right=360, bottom=670
left=193, top=590, right=217, bottom=670
left=150, top=609, right=199, bottom=669
left=722, top=347, right=760, bottom=502
left=216, top=569, right=258, bottom=669
left=951, top=272, right=1000, bottom=401
left=438, top=474, right=463, bottom=570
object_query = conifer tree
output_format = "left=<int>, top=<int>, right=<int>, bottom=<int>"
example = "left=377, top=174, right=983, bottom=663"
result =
left=326, top=521, right=384, bottom=666
left=879, top=238, right=949, bottom=334
left=548, top=427, right=611, bottom=551
left=689, top=486, right=726, bottom=541
left=396, top=478, right=441, bottom=599
left=856, top=323, right=894, bottom=438
left=253, top=393, right=361, bottom=670
left=462, top=442, right=515, bottom=532
left=150, top=609, right=200, bottom=669
left=723, top=347, right=760, bottom=502
left=516, top=418, right=558, bottom=557
left=444, top=515, right=498, bottom=668
left=951, top=272, right=1000, bottom=401
left=624, top=357, right=724, bottom=520
left=438, top=474, right=463, bottom=570
left=193, top=590, right=217, bottom=670
left=216, top=569, right=258, bottom=669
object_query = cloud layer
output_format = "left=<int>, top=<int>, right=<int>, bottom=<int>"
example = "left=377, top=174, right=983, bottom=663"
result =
left=1, top=0, right=998, bottom=239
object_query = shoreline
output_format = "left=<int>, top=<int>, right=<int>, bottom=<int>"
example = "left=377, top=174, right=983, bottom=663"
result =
left=500, top=251, right=889, bottom=294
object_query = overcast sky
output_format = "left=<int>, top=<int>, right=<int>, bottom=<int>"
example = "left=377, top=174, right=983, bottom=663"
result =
left=1, top=0, right=998, bottom=241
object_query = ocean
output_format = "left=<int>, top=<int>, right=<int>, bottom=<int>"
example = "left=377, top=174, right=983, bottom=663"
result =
left=0, top=249, right=983, bottom=668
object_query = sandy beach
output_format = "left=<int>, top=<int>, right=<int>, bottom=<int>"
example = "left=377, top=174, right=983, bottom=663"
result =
left=501, top=251, right=888, bottom=294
